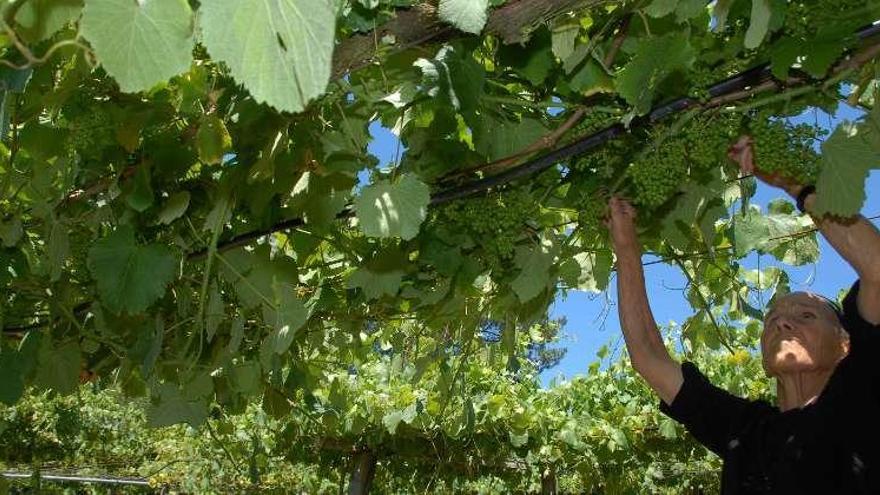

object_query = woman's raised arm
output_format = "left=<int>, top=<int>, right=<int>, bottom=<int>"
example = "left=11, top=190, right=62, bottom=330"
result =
left=607, top=197, right=684, bottom=405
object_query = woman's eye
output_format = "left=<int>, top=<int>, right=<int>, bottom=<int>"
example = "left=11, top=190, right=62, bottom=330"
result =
left=802, top=312, right=815, bottom=319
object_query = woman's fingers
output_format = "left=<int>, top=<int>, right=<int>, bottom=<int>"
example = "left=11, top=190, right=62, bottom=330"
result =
left=607, top=196, right=636, bottom=223
left=728, top=135, right=755, bottom=175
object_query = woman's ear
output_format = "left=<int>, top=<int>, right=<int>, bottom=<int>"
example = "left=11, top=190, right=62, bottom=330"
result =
left=838, top=327, right=851, bottom=359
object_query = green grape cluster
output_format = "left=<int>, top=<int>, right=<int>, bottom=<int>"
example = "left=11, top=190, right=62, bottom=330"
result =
left=572, top=140, right=629, bottom=179
left=747, top=114, right=825, bottom=184
left=688, top=59, right=750, bottom=101
left=437, top=189, right=538, bottom=269
left=681, top=114, right=742, bottom=173
left=563, top=110, right=617, bottom=147
left=65, top=110, right=114, bottom=158
left=629, top=139, right=689, bottom=208
left=576, top=192, right=607, bottom=229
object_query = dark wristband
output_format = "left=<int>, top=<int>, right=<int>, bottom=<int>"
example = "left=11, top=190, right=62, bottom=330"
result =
left=796, top=185, right=816, bottom=213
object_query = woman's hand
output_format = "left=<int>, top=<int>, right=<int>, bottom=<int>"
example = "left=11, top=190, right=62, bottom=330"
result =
left=727, top=135, right=804, bottom=197
left=606, top=196, right=639, bottom=252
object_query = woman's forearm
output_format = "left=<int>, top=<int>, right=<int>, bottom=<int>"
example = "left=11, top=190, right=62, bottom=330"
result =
left=798, top=190, right=880, bottom=282
left=798, top=190, right=880, bottom=324
left=616, top=246, right=667, bottom=362
left=615, top=243, right=683, bottom=404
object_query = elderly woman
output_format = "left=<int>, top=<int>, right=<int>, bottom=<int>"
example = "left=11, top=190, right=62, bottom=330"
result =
left=607, top=138, right=880, bottom=494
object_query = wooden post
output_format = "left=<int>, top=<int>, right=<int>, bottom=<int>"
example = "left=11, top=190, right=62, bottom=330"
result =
left=541, top=466, right=557, bottom=495
left=348, top=451, right=377, bottom=495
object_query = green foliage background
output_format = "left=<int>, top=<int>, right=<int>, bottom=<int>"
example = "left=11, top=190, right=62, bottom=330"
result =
left=0, top=327, right=770, bottom=493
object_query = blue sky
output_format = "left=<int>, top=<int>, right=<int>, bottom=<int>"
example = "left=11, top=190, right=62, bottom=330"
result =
left=366, top=102, right=880, bottom=385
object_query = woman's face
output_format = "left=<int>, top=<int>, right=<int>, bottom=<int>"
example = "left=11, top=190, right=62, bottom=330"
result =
left=761, top=292, right=849, bottom=377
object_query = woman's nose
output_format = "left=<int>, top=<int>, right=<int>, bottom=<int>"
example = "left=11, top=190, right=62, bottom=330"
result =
left=777, top=317, right=795, bottom=332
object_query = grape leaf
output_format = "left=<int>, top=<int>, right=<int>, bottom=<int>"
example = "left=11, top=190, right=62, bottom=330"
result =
left=123, top=165, right=154, bottom=212
left=438, top=0, right=489, bottom=35
left=551, top=23, right=579, bottom=61
left=87, top=226, right=177, bottom=314
left=142, top=318, right=163, bottom=377
left=509, top=430, right=529, bottom=447
left=147, top=382, right=208, bottom=428
left=473, top=115, right=547, bottom=161
left=769, top=37, right=800, bottom=80
left=229, top=362, right=261, bottom=396
left=616, top=33, right=694, bottom=115
left=512, top=243, right=554, bottom=303
left=401, top=403, right=418, bottom=424
left=644, top=0, right=704, bottom=21
left=414, top=45, right=485, bottom=113
left=732, top=208, right=770, bottom=257
left=355, top=174, right=430, bottom=240
left=15, top=0, right=82, bottom=42
left=661, top=176, right=727, bottom=252
left=348, top=247, right=408, bottom=300
left=767, top=223, right=818, bottom=266
left=157, top=191, right=191, bottom=225
left=267, top=282, right=308, bottom=355
left=47, top=220, right=69, bottom=282
left=289, top=172, right=354, bottom=230
left=659, top=417, right=678, bottom=439
left=744, top=0, right=771, bottom=49
left=199, top=0, right=336, bottom=113
left=863, top=102, right=880, bottom=149
left=674, top=0, right=706, bottom=21
left=219, top=247, right=298, bottom=309
left=382, top=410, right=403, bottom=434
left=498, top=28, right=555, bottom=86
left=0, top=217, right=22, bottom=247
left=557, top=421, right=584, bottom=448
left=226, top=315, right=245, bottom=356
left=814, top=122, right=880, bottom=217
left=0, top=350, right=25, bottom=405
left=644, top=0, right=677, bottom=18
left=80, top=0, right=195, bottom=92
left=197, top=115, right=232, bottom=165
left=771, top=28, right=849, bottom=80
left=34, top=341, right=81, bottom=396
left=559, top=251, right=612, bottom=293
left=800, top=38, right=847, bottom=78
left=568, top=60, right=614, bottom=97
left=205, top=281, right=223, bottom=343
left=348, top=267, right=405, bottom=300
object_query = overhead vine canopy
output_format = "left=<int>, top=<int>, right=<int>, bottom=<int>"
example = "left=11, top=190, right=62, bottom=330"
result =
left=1, top=0, right=880, bottom=447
